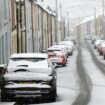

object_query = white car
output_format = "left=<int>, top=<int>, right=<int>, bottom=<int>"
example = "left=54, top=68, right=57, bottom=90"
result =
left=64, top=37, right=76, bottom=44
left=1, top=53, right=57, bottom=102
left=51, top=45, right=68, bottom=57
left=59, top=41, right=74, bottom=55
left=98, top=41, right=105, bottom=55
left=47, top=47, right=67, bottom=66
left=94, top=39, right=103, bottom=49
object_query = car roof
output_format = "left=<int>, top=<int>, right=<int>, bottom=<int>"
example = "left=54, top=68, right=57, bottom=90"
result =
left=52, top=45, right=67, bottom=48
left=47, top=47, right=63, bottom=51
left=10, top=53, right=48, bottom=59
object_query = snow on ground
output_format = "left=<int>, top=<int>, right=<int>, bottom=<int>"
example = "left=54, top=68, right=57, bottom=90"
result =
left=0, top=103, right=15, bottom=105
left=82, top=48, right=105, bottom=105
left=89, top=41, right=105, bottom=65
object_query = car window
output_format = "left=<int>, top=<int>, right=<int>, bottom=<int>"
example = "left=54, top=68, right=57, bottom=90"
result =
left=47, top=50, right=62, bottom=54
left=10, top=58, right=46, bottom=62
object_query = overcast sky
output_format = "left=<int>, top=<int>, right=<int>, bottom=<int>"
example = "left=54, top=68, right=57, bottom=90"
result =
left=44, top=0, right=104, bottom=19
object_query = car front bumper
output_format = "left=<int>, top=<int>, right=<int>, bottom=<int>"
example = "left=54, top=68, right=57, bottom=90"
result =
left=2, top=87, right=51, bottom=99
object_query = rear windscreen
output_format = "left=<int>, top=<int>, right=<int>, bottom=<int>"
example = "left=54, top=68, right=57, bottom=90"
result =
left=10, top=58, right=46, bottom=62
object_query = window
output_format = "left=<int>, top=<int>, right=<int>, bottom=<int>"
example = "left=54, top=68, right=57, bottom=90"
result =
left=2, top=36, right=4, bottom=63
left=3, top=0, right=7, bottom=20
left=10, top=58, right=46, bottom=62
left=38, top=14, right=39, bottom=30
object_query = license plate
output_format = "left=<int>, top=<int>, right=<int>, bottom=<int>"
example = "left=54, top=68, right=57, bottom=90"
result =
left=19, top=82, right=34, bottom=84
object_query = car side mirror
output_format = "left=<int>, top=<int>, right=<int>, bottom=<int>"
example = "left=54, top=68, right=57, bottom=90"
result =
left=41, top=49, right=47, bottom=53
left=52, top=63, right=57, bottom=69
left=0, top=64, right=7, bottom=74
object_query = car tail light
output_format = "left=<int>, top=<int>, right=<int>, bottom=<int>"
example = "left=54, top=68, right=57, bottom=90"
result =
left=48, top=54, right=55, bottom=58
left=61, top=55, right=64, bottom=59
left=101, top=47, right=103, bottom=50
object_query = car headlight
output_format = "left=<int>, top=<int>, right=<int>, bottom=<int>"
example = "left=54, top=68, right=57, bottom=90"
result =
left=5, top=81, right=14, bottom=85
left=41, top=81, right=49, bottom=85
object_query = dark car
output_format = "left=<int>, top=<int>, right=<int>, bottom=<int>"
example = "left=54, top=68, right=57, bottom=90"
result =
left=0, top=64, right=6, bottom=87
left=1, top=53, right=57, bottom=102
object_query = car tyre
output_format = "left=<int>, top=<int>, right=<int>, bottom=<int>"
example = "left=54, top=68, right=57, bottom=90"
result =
left=62, top=63, right=66, bottom=67
left=104, top=55, right=105, bottom=60
left=1, top=91, right=8, bottom=102
left=49, top=88, right=57, bottom=102
left=69, top=52, right=73, bottom=56
left=99, top=51, right=103, bottom=56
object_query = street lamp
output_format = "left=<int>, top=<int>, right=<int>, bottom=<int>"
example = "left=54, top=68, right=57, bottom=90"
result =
left=55, top=0, right=58, bottom=44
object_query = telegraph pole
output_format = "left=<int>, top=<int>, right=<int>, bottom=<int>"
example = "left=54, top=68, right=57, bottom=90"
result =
left=55, top=0, right=58, bottom=44
left=102, top=0, right=105, bottom=38
left=94, top=8, right=97, bottom=36
left=68, top=12, right=70, bottom=37
left=60, top=3, right=63, bottom=40
left=67, top=11, right=69, bottom=37
left=103, top=0, right=104, bottom=16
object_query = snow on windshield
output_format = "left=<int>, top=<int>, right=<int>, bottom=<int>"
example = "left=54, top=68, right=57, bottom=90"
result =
left=47, top=50, right=62, bottom=55
left=10, top=58, right=46, bottom=62
left=7, top=57, right=49, bottom=72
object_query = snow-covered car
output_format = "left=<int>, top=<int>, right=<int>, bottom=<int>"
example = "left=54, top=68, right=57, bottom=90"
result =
left=0, top=64, right=6, bottom=87
left=98, top=41, right=105, bottom=55
left=1, top=53, right=57, bottom=102
left=64, top=37, right=76, bottom=44
left=94, top=39, right=103, bottom=49
left=47, top=47, right=67, bottom=66
left=84, top=35, right=92, bottom=40
left=102, top=45, right=105, bottom=59
left=91, top=36, right=100, bottom=44
left=59, top=41, right=74, bottom=55
left=51, top=45, right=68, bottom=58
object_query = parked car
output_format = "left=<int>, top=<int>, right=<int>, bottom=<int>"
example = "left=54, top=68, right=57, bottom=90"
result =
left=59, top=41, right=74, bottom=55
left=0, top=64, right=6, bottom=87
left=84, top=35, right=92, bottom=40
left=97, top=41, right=105, bottom=55
left=1, top=53, right=57, bottom=102
left=91, top=36, right=100, bottom=44
left=94, top=39, right=103, bottom=49
left=47, top=47, right=67, bottom=66
left=102, top=45, right=105, bottom=59
left=51, top=45, right=68, bottom=58
left=65, top=37, right=76, bottom=44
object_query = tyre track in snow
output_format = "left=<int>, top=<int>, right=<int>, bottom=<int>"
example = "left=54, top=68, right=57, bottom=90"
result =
left=86, top=41, right=105, bottom=74
left=72, top=43, right=92, bottom=105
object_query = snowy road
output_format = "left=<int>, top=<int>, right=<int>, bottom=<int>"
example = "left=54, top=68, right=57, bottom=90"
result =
left=82, top=42, right=105, bottom=105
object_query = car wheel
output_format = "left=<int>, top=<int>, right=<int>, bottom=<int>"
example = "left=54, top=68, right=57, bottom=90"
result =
left=1, top=91, right=8, bottom=102
left=99, top=52, right=102, bottom=56
left=62, top=63, right=66, bottom=67
left=49, top=88, right=57, bottom=102
left=42, top=94, right=49, bottom=102
left=70, top=52, right=73, bottom=56
left=94, top=46, right=96, bottom=49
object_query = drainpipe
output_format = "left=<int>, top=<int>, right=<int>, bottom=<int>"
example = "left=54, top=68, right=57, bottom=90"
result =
left=16, top=0, right=20, bottom=53
left=24, top=0, right=27, bottom=52
left=31, top=0, right=34, bottom=52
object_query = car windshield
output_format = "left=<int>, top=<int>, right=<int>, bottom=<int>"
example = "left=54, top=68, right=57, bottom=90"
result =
left=47, top=50, right=62, bottom=54
left=10, top=58, right=46, bottom=62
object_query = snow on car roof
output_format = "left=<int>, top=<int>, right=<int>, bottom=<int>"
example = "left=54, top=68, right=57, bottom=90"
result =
left=10, top=53, right=48, bottom=59
left=51, top=45, right=67, bottom=48
left=47, top=47, right=63, bottom=51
